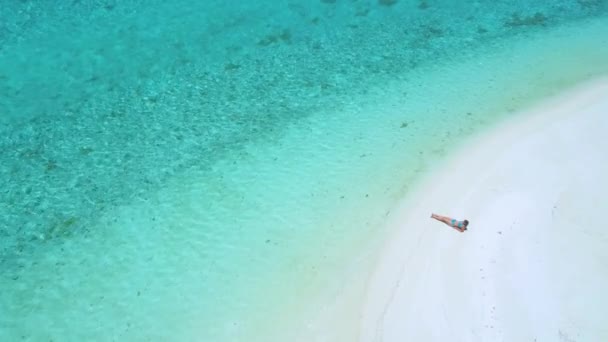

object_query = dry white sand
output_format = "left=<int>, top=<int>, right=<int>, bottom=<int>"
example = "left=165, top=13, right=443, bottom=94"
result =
left=359, top=78, right=608, bottom=342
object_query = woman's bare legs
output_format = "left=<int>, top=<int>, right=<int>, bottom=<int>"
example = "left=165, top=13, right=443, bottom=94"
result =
left=431, top=213, right=466, bottom=232
left=431, top=213, right=452, bottom=225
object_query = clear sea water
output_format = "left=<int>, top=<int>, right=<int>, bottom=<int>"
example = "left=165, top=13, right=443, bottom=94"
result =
left=1, top=1, right=607, bottom=341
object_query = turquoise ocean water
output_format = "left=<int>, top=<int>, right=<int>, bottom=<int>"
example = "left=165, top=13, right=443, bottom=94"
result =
left=1, top=1, right=607, bottom=340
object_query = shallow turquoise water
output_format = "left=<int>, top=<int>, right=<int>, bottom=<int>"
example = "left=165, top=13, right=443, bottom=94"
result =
left=1, top=1, right=608, bottom=340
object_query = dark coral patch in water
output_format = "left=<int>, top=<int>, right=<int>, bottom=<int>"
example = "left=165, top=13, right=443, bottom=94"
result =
left=257, top=29, right=292, bottom=46
left=504, top=12, right=548, bottom=27
left=379, top=0, right=398, bottom=6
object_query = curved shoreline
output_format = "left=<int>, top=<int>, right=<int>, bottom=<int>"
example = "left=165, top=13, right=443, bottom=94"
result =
left=2, top=13, right=608, bottom=342
left=359, top=78, right=608, bottom=341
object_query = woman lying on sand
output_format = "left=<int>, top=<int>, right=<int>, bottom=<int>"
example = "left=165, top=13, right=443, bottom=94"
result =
left=431, top=213, right=469, bottom=232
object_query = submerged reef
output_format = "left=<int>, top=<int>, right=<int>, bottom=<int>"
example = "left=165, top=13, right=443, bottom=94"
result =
left=504, top=12, right=548, bottom=27
left=378, top=0, right=398, bottom=7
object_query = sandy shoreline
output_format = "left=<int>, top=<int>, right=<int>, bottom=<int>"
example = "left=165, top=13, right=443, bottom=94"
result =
left=359, top=78, right=608, bottom=341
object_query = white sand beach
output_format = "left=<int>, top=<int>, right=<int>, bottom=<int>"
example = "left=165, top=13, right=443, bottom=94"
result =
left=359, top=78, right=608, bottom=341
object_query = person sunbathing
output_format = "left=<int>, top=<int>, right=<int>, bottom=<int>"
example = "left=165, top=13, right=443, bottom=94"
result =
left=431, top=213, right=469, bottom=232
